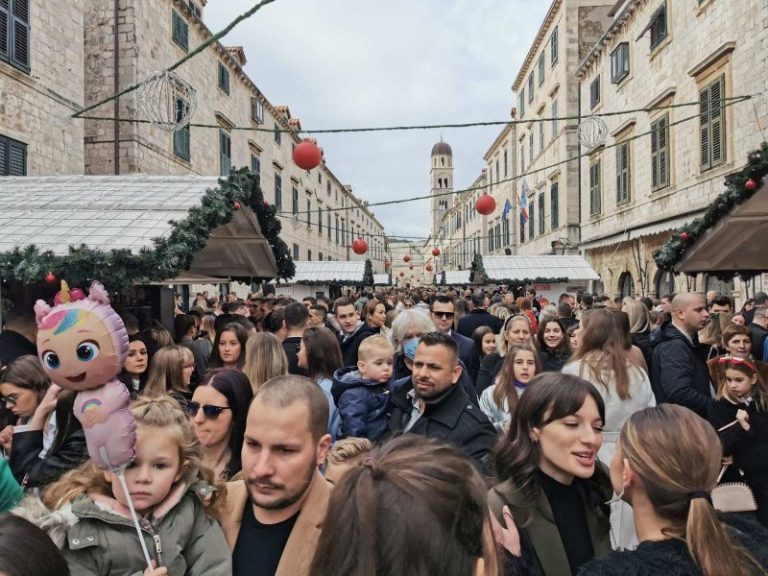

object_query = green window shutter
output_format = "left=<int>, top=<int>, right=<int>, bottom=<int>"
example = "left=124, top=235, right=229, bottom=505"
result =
left=550, top=182, right=559, bottom=229
left=0, top=0, right=9, bottom=62
left=251, top=155, right=261, bottom=189
left=11, top=0, right=29, bottom=71
left=1, top=136, right=26, bottom=176
left=219, top=130, right=231, bottom=176
left=173, top=125, right=190, bottom=161
left=0, top=136, right=7, bottom=175
left=699, top=85, right=711, bottom=171
left=172, top=10, right=189, bottom=52
left=710, top=76, right=725, bottom=167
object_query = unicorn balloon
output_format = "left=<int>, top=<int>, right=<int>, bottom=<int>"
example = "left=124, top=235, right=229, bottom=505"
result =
left=35, top=281, right=136, bottom=470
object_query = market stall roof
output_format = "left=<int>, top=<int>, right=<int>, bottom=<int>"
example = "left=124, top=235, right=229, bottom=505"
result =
left=678, top=179, right=768, bottom=273
left=288, top=260, right=365, bottom=284
left=373, top=274, right=390, bottom=286
left=484, top=255, right=600, bottom=282
left=0, top=175, right=277, bottom=279
left=443, top=270, right=471, bottom=285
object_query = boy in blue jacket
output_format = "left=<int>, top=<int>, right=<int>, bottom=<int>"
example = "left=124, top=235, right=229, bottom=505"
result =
left=331, top=335, right=394, bottom=441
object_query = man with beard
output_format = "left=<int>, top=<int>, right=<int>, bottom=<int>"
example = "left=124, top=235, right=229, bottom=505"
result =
left=222, top=376, right=332, bottom=576
left=389, top=332, right=495, bottom=473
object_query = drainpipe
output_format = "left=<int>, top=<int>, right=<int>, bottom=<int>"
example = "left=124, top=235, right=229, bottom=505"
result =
left=113, top=0, right=120, bottom=174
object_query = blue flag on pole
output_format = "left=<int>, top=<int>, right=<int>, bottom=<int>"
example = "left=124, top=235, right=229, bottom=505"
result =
left=502, top=199, right=512, bottom=220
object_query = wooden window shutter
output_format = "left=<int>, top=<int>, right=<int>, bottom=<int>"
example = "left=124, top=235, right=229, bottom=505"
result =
left=10, top=0, right=29, bottom=71
left=658, top=116, right=668, bottom=188
left=699, top=85, right=711, bottom=170
left=8, top=139, right=26, bottom=175
left=0, top=0, right=8, bottom=62
left=710, top=76, right=725, bottom=166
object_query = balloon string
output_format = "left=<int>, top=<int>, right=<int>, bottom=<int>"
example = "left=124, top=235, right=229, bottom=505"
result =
left=116, top=470, right=154, bottom=572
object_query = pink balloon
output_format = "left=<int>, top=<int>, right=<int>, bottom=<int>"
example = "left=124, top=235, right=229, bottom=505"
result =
left=75, top=381, right=136, bottom=469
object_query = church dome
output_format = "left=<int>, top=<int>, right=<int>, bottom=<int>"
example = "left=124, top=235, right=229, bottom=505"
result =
left=431, top=140, right=452, bottom=157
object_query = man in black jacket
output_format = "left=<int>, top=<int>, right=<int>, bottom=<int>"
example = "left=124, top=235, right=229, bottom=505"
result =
left=335, top=297, right=377, bottom=367
left=389, top=332, right=496, bottom=472
left=0, top=309, right=37, bottom=367
left=456, top=290, right=503, bottom=338
left=430, top=295, right=475, bottom=368
left=282, top=302, right=309, bottom=376
left=651, top=293, right=713, bottom=417
left=749, top=305, right=768, bottom=362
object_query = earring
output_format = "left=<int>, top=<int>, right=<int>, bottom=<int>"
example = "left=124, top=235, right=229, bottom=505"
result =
left=606, top=480, right=628, bottom=505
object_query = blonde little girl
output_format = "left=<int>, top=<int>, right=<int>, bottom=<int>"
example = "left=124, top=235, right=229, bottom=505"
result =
left=20, top=395, right=231, bottom=576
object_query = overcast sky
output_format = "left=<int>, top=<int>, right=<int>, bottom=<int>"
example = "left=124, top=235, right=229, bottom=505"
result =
left=205, top=0, right=548, bottom=240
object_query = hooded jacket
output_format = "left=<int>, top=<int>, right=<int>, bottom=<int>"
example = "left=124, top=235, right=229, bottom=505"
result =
left=338, top=322, right=379, bottom=366
left=17, top=481, right=230, bottom=576
left=331, top=367, right=391, bottom=441
left=650, top=320, right=713, bottom=417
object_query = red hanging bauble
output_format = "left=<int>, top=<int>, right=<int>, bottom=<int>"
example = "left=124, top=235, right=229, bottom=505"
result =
left=476, top=194, right=496, bottom=216
left=45, top=272, right=57, bottom=284
left=680, top=231, right=690, bottom=242
left=409, top=264, right=413, bottom=270
left=399, top=271, right=404, bottom=277
left=233, top=201, right=241, bottom=211
left=352, top=238, right=368, bottom=255
left=293, top=139, right=322, bottom=170
left=384, top=260, right=390, bottom=269
left=432, top=247, right=441, bottom=257
left=403, top=255, right=411, bottom=263
left=745, top=178, right=759, bottom=191
left=425, top=264, right=433, bottom=272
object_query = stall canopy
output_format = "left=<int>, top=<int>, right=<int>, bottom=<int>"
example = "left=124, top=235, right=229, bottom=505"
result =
left=484, top=255, right=600, bottom=283
left=678, top=180, right=768, bottom=273
left=0, top=175, right=278, bottom=281
left=373, top=274, right=391, bottom=286
left=288, top=260, right=365, bottom=284
left=443, top=270, right=471, bottom=285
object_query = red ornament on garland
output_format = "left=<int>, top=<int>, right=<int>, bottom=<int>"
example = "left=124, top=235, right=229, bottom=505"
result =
left=403, top=255, right=411, bottom=263
left=475, top=194, right=496, bottom=216
left=432, top=247, right=441, bottom=257
left=293, top=139, right=322, bottom=171
left=425, top=264, right=433, bottom=272
left=233, top=202, right=241, bottom=211
left=352, top=238, right=368, bottom=255
left=745, top=178, right=758, bottom=191
left=263, top=201, right=269, bottom=208
left=399, top=271, right=404, bottom=277
left=45, top=272, right=57, bottom=284
left=680, top=232, right=691, bottom=242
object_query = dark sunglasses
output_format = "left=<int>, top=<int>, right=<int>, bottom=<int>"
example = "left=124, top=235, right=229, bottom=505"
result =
left=1, top=394, right=19, bottom=406
left=432, top=311, right=455, bottom=319
left=185, top=401, right=231, bottom=420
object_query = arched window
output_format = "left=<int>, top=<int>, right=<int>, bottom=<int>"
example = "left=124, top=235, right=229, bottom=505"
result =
left=654, top=270, right=675, bottom=298
left=441, top=157, right=445, bottom=166
left=619, top=272, right=634, bottom=298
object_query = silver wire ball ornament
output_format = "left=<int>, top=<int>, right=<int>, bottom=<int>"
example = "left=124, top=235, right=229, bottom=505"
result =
left=578, top=115, right=608, bottom=149
left=138, top=70, right=198, bottom=132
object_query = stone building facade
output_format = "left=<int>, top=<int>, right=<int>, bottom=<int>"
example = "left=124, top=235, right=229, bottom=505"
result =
left=0, top=0, right=85, bottom=176
left=81, top=0, right=389, bottom=272
left=576, top=0, right=768, bottom=298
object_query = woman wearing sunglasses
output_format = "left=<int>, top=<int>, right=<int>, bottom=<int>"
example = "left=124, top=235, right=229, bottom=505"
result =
left=189, top=368, right=253, bottom=481
left=0, top=356, right=51, bottom=455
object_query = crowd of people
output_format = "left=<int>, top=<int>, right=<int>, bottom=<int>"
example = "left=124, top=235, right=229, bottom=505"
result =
left=0, top=284, right=767, bottom=575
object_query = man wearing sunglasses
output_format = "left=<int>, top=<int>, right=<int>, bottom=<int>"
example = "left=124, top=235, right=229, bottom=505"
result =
left=430, top=295, right=474, bottom=370
left=224, top=375, right=331, bottom=576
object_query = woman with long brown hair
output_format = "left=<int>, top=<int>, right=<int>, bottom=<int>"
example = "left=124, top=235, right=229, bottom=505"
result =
left=310, top=434, right=498, bottom=576
left=563, top=308, right=655, bottom=550
left=579, top=404, right=768, bottom=575
left=490, top=373, right=612, bottom=576
left=477, top=314, right=534, bottom=395
left=298, top=326, right=344, bottom=442
left=242, top=332, right=288, bottom=393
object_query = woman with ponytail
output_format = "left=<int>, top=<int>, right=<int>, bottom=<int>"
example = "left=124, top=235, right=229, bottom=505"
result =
left=579, top=404, right=768, bottom=576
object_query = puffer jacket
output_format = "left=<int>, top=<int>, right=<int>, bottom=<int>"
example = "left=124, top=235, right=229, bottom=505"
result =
left=17, top=481, right=231, bottom=576
left=331, top=367, right=391, bottom=441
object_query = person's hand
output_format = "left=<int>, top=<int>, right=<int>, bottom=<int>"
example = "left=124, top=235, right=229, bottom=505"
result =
left=143, top=561, right=168, bottom=576
left=736, top=409, right=751, bottom=431
left=29, top=384, right=62, bottom=431
left=0, top=425, right=13, bottom=451
left=489, top=505, right=521, bottom=557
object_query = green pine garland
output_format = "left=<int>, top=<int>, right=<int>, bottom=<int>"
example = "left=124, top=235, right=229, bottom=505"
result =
left=363, top=259, right=374, bottom=286
left=470, top=253, right=488, bottom=284
left=0, top=167, right=294, bottom=293
left=653, top=142, right=768, bottom=277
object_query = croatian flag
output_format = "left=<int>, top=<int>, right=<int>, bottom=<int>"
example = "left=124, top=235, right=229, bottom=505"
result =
left=520, top=180, right=530, bottom=223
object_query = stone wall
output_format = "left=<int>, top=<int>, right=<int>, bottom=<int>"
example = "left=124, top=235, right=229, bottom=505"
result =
left=0, top=0, right=85, bottom=174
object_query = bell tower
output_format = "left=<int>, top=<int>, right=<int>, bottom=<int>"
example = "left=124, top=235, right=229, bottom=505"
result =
left=430, top=139, right=453, bottom=238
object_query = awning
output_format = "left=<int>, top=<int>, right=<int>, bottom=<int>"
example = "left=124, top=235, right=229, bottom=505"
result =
left=678, top=180, right=768, bottom=273
left=581, top=213, right=703, bottom=250
left=443, top=270, right=471, bottom=285
left=287, top=260, right=365, bottom=284
left=484, top=255, right=600, bottom=282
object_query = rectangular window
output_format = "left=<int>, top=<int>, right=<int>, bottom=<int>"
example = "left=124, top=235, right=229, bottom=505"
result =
left=251, top=155, right=261, bottom=190
left=335, top=215, right=340, bottom=243
left=699, top=75, right=726, bottom=171
left=250, top=97, right=264, bottom=124
left=504, top=216, right=510, bottom=245
left=0, top=134, right=26, bottom=176
left=187, top=1, right=201, bottom=17
left=319, top=252, right=323, bottom=261
left=610, top=43, right=630, bottom=84
left=528, top=74, right=535, bottom=103
left=171, top=10, right=189, bottom=52
left=306, top=199, right=311, bottom=228
left=273, top=124, right=281, bottom=145
left=326, top=180, right=331, bottom=195
left=318, top=207, right=322, bottom=233
left=293, top=243, right=299, bottom=260
left=529, top=196, right=535, bottom=239
left=0, top=0, right=30, bottom=73
left=327, top=213, right=331, bottom=239
left=307, top=249, right=312, bottom=261
left=651, top=114, right=670, bottom=190
left=616, top=141, right=631, bottom=204
left=292, top=186, right=299, bottom=216
left=649, top=2, right=668, bottom=50
left=590, top=159, right=602, bottom=216
left=538, top=193, right=545, bottom=235
left=504, top=150, right=508, bottom=176
left=173, top=98, right=190, bottom=161
left=218, top=63, right=230, bottom=94
left=274, top=174, right=282, bottom=210
left=538, top=52, right=545, bottom=86
left=552, top=99, right=558, bottom=139
left=520, top=146, right=525, bottom=174
left=550, top=181, right=559, bottom=229
left=519, top=89, right=525, bottom=118
left=219, top=130, right=231, bottom=176
left=539, top=120, right=544, bottom=153
left=590, top=75, right=601, bottom=109
left=529, top=133, right=534, bottom=162
left=550, top=26, right=559, bottom=67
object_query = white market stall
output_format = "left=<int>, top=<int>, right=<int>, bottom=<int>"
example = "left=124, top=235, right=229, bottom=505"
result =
left=275, top=260, right=365, bottom=300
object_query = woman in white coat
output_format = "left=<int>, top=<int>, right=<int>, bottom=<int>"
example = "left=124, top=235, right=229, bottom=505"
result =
left=562, top=308, right=655, bottom=552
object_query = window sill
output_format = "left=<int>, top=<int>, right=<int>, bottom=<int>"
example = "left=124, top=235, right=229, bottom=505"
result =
left=695, top=0, right=715, bottom=17
left=649, top=35, right=672, bottom=62
left=218, top=87, right=230, bottom=97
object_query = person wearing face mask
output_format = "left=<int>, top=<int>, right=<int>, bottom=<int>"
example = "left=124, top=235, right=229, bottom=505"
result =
left=480, top=344, right=541, bottom=432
